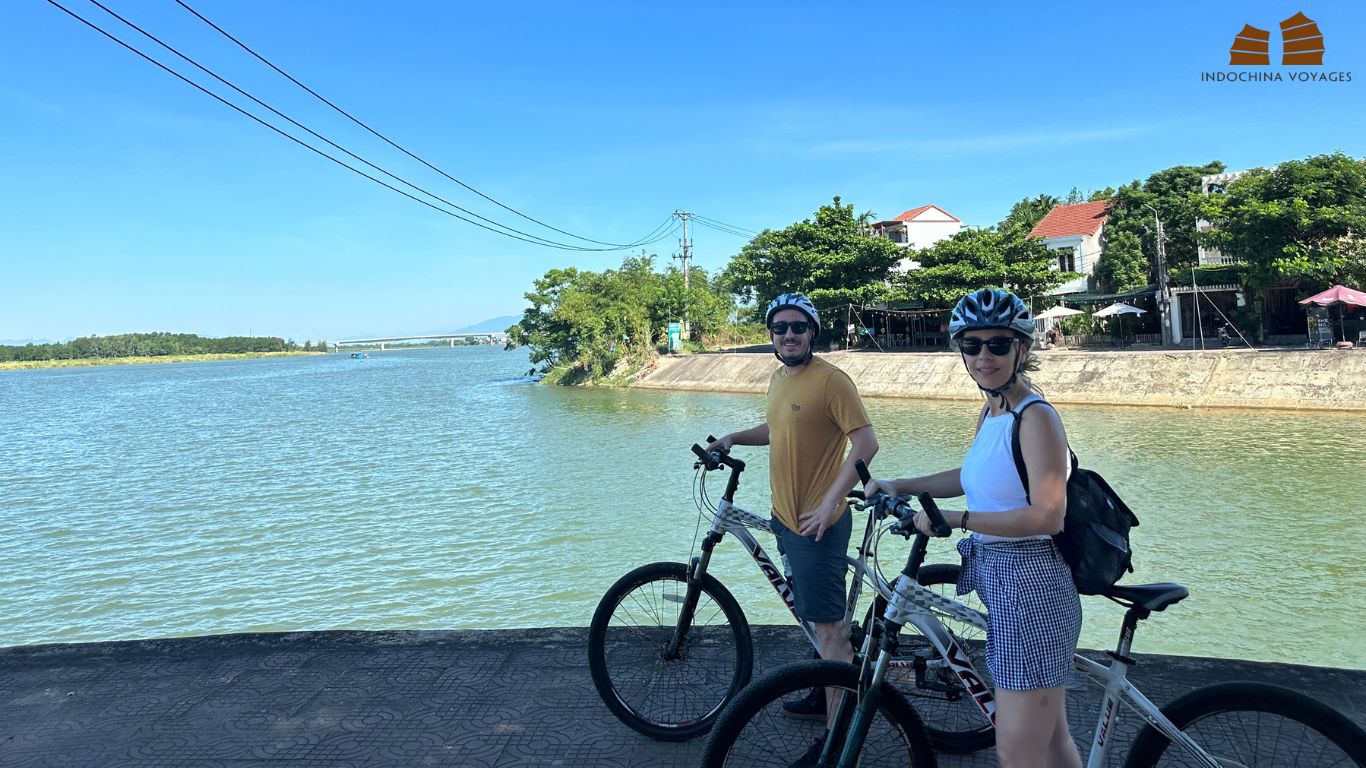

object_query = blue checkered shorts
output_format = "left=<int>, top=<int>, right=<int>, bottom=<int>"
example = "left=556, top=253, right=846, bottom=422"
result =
left=956, top=536, right=1082, bottom=691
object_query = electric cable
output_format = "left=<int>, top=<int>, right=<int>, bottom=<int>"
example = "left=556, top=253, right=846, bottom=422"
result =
left=172, top=0, right=647, bottom=248
left=67, top=0, right=672, bottom=252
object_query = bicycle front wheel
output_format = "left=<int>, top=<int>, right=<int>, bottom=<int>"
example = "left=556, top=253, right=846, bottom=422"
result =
left=700, top=659, right=936, bottom=768
left=1124, top=681, right=1366, bottom=767
left=587, top=561, right=752, bottom=741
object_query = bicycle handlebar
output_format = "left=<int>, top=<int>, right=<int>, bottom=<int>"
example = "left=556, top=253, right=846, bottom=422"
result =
left=852, top=459, right=951, bottom=537
left=691, top=436, right=746, bottom=472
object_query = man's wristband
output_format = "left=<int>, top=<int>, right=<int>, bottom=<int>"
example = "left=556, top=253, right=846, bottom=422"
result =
left=960, top=509, right=970, bottom=532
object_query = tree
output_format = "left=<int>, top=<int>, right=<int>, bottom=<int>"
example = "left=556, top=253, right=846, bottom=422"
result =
left=1092, top=161, right=1225, bottom=293
left=1200, top=152, right=1366, bottom=293
left=720, top=197, right=902, bottom=312
left=506, top=254, right=734, bottom=382
left=897, top=228, right=1075, bottom=308
left=997, top=194, right=1059, bottom=235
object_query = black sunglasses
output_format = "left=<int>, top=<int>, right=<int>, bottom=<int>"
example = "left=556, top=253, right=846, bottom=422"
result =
left=958, top=336, right=1018, bottom=356
left=770, top=321, right=812, bottom=335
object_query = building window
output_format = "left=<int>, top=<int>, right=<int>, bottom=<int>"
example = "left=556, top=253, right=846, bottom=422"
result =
left=1058, top=249, right=1076, bottom=273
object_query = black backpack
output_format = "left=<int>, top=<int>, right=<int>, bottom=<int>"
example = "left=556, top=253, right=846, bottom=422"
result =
left=1008, top=399, right=1140, bottom=595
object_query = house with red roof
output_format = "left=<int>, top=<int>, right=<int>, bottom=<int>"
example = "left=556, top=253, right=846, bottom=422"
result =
left=868, top=205, right=962, bottom=272
left=1028, top=200, right=1110, bottom=294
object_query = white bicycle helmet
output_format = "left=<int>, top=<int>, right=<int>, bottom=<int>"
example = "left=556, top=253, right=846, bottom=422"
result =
left=765, top=293, right=821, bottom=339
left=948, top=288, right=1034, bottom=340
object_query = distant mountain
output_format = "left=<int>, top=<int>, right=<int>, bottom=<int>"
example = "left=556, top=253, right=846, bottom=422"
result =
left=454, top=315, right=520, bottom=334
left=0, top=337, right=56, bottom=346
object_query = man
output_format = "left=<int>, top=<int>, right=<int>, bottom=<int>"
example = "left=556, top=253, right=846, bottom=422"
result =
left=708, top=292, right=879, bottom=756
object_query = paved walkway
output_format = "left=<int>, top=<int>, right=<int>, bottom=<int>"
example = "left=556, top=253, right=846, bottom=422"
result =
left=3, top=627, right=1363, bottom=767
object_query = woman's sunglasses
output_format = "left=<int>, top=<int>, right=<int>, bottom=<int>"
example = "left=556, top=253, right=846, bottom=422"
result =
left=958, top=336, right=1018, bottom=356
left=769, top=321, right=811, bottom=335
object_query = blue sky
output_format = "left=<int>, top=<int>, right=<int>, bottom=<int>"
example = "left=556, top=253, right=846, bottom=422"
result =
left=3, top=0, right=1364, bottom=343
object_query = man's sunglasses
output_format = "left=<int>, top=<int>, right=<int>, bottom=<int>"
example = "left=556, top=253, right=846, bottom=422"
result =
left=958, top=336, right=1018, bottom=356
left=769, top=321, right=812, bottom=335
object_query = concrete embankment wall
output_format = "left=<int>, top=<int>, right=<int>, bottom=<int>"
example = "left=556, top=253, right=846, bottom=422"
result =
left=635, top=348, right=1366, bottom=411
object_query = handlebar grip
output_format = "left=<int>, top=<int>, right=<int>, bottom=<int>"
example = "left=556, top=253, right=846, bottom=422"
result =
left=846, top=489, right=865, bottom=500
left=854, top=459, right=871, bottom=485
left=691, top=444, right=709, bottom=461
left=918, top=493, right=952, bottom=537
left=707, top=435, right=718, bottom=444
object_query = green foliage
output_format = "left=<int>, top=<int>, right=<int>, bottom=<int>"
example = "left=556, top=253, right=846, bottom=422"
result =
left=1092, top=162, right=1226, bottom=293
left=1200, top=152, right=1366, bottom=293
left=719, top=196, right=903, bottom=309
left=0, top=333, right=298, bottom=362
left=1175, top=263, right=1248, bottom=288
left=896, top=227, right=1076, bottom=308
left=506, top=253, right=735, bottom=382
left=997, top=194, right=1058, bottom=235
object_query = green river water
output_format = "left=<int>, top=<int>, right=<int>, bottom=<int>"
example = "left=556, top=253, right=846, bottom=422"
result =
left=2, top=346, right=1361, bottom=668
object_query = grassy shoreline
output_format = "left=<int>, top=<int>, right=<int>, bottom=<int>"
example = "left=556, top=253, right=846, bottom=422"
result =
left=0, top=351, right=325, bottom=371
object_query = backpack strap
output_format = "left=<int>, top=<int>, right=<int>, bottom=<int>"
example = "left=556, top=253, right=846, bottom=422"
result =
left=1009, top=398, right=1078, bottom=503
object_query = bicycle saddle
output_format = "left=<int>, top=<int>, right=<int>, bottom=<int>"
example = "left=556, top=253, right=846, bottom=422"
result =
left=1102, top=582, right=1189, bottom=613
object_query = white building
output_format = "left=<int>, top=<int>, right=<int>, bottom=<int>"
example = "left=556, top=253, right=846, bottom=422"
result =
left=1195, top=170, right=1252, bottom=266
left=1028, top=201, right=1111, bottom=295
left=868, top=205, right=962, bottom=272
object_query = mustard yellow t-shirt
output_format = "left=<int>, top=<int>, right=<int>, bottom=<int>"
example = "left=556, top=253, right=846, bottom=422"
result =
left=766, top=356, right=872, bottom=532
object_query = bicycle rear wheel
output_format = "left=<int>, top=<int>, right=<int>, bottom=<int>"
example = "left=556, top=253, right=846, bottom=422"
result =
left=587, top=561, right=752, bottom=741
left=701, top=659, right=936, bottom=767
left=892, top=562, right=995, bottom=753
left=1124, top=681, right=1366, bottom=767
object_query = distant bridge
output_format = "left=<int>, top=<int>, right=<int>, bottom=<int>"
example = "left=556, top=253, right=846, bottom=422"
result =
left=332, top=333, right=508, bottom=351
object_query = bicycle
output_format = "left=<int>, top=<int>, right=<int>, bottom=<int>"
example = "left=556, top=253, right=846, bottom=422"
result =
left=702, top=462, right=1366, bottom=767
left=586, top=439, right=973, bottom=743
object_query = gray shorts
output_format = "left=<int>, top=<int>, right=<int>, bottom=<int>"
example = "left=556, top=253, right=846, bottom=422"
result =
left=771, top=511, right=852, bottom=624
left=957, top=536, right=1082, bottom=691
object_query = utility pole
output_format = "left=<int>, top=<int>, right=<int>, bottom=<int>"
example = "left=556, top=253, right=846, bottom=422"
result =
left=1143, top=203, right=1173, bottom=346
left=674, top=210, right=693, bottom=338
left=1154, top=212, right=1172, bottom=346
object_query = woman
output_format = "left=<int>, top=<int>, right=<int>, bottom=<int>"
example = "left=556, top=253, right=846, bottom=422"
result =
left=865, top=288, right=1082, bottom=768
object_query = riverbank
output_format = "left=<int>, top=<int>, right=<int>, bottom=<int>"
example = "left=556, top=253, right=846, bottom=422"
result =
left=0, top=350, right=323, bottom=371
left=635, top=347, right=1366, bottom=411
left=3, top=627, right=1361, bottom=766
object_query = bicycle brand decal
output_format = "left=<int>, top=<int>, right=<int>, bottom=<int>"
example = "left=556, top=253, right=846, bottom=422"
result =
left=944, top=640, right=997, bottom=721
left=741, top=537, right=798, bottom=612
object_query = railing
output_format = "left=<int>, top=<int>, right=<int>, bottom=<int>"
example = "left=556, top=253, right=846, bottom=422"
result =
left=1051, top=333, right=1161, bottom=348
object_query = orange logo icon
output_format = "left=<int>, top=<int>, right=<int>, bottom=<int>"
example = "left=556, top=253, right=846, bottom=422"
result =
left=1229, top=11, right=1324, bottom=66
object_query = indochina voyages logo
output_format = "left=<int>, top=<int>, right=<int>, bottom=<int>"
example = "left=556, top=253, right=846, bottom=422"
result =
left=1202, top=10, right=1352, bottom=83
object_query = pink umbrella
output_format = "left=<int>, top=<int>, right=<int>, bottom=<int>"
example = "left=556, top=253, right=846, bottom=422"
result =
left=1298, top=284, right=1366, bottom=307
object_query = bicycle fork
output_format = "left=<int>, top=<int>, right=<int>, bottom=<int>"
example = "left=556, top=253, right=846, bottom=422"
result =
left=664, top=529, right=724, bottom=658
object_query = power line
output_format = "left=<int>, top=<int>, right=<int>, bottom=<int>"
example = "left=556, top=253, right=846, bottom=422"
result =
left=47, top=0, right=677, bottom=252
left=690, top=213, right=760, bottom=238
left=171, top=0, right=639, bottom=248
left=78, top=0, right=650, bottom=253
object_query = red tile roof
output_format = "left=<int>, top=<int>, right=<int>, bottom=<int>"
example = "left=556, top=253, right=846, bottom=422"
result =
left=1029, top=201, right=1110, bottom=239
left=878, top=205, right=960, bottom=224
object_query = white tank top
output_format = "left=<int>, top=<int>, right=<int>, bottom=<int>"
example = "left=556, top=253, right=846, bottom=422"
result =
left=961, top=394, right=1050, bottom=544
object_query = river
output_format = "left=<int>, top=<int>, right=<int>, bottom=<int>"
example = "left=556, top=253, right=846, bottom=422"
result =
left=2, top=346, right=1361, bottom=668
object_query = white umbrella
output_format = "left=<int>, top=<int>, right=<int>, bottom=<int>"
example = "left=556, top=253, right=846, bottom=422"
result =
left=1092, top=302, right=1147, bottom=345
left=1036, top=305, right=1084, bottom=320
left=1092, top=302, right=1146, bottom=318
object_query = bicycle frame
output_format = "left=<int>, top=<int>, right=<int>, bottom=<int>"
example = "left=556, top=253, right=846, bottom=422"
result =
left=883, top=574, right=1225, bottom=767
left=682, top=469, right=900, bottom=659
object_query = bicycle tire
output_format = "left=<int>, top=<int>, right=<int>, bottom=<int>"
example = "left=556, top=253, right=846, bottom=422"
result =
left=1124, top=680, right=1366, bottom=767
left=587, top=561, right=752, bottom=741
left=700, top=659, right=937, bottom=768
left=894, top=562, right=996, bottom=754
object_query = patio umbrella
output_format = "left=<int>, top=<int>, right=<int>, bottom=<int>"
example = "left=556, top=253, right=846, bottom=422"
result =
left=1036, top=305, right=1084, bottom=320
left=1092, top=302, right=1146, bottom=344
left=1298, top=284, right=1366, bottom=343
left=1298, top=284, right=1366, bottom=307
